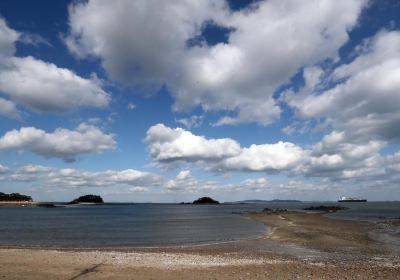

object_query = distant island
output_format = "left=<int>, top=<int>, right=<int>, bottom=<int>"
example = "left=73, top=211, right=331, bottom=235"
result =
left=67, top=195, right=104, bottom=204
left=0, top=192, right=32, bottom=202
left=233, top=199, right=302, bottom=203
left=181, top=197, right=220, bottom=205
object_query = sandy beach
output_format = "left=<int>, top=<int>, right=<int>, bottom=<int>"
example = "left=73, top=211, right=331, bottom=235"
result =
left=0, top=210, right=399, bottom=279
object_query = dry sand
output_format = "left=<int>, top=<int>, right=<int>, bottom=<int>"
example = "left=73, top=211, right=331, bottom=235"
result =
left=0, top=211, right=399, bottom=279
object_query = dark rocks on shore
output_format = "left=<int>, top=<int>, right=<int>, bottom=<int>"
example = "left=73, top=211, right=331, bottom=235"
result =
left=303, top=205, right=349, bottom=213
left=67, top=194, right=104, bottom=204
left=262, top=208, right=289, bottom=213
left=233, top=208, right=290, bottom=215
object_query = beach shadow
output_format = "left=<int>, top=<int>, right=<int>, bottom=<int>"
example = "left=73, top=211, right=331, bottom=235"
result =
left=69, top=262, right=104, bottom=280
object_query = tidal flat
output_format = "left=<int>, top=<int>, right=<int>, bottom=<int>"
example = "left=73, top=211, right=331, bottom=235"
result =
left=0, top=210, right=399, bottom=279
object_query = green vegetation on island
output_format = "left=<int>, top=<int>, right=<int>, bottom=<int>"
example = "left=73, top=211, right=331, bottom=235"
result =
left=181, top=197, right=220, bottom=205
left=67, top=195, right=104, bottom=204
left=0, top=192, right=32, bottom=202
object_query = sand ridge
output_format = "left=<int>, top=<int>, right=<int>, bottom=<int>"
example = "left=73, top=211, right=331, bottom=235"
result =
left=244, top=211, right=373, bottom=250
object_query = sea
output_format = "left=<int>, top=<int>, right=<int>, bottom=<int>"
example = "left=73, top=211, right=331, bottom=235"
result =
left=0, top=202, right=399, bottom=248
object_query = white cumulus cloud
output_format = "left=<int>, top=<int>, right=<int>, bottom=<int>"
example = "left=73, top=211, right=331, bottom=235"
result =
left=145, top=124, right=241, bottom=164
left=0, top=123, right=116, bottom=162
left=15, top=164, right=57, bottom=174
left=0, top=56, right=110, bottom=113
left=0, top=15, right=111, bottom=116
left=210, top=142, right=309, bottom=173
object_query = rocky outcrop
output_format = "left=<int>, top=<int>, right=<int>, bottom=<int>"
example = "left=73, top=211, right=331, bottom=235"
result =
left=67, top=195, right=104, bottom=204
left=0, top=192, right=32, bottom=202
left=303, top=205, right=349, bottom=213
left=262, top=208, right=273, bottom=212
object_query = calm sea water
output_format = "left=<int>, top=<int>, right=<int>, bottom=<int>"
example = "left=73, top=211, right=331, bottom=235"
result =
left=0, top=202, right=399, bottom=247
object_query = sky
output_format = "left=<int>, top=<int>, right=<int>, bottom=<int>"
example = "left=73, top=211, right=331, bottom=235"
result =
left=0, top=0, right=399, bottom=202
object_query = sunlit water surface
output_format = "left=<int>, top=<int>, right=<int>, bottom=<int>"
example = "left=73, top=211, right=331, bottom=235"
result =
left=0, top=202, right=398, bottom=247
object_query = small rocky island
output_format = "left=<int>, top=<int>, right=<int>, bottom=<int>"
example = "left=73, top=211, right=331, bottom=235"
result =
left=303, top=205, right=349, bottom=213
left=181, top=197, right=220, bottom=205
left=0, top=192, right=32, bottom=202
left=67, top=195, right=104, bottom=205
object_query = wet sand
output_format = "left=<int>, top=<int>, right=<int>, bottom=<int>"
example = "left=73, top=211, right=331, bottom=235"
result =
left=243, top=210, right=373, bottom=250
left=0, top=211, right=399, bottom=279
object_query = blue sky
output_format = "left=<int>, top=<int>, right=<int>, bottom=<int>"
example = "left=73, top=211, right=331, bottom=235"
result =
left=0, top=0, right=399, bottom=202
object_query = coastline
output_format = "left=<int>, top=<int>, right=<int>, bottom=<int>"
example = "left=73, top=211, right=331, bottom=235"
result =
left=1, top=210, right=399, bottom=279
left=0, top=202, right=56, bottom=207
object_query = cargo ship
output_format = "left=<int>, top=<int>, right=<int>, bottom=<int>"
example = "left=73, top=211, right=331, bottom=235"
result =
left=338, top=196, right=367, bottom=202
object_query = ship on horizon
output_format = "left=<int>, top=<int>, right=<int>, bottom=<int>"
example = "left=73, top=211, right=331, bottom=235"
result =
left=338, top=196, right=367, bottom=202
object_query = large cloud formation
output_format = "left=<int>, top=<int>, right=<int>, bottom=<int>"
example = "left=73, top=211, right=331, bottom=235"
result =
left=146, top=124, right=311, bottom=174
left=279, top=29, right=400, bottom=186
left=0, top=123, right=116, bottom=162
left=145, top=124, right=389, bottom=186
left=65, top=0, right=367, bottom=126
left=0, top=15, right=110, bottom=117
left=144, top=123, right=400, bottom=198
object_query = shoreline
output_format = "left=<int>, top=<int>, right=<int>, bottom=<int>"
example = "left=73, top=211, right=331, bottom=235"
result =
left=0, top=233, right=270, bottom=251
left=0, top=210, right=399, bottom=279
left=0, top=210, right=386, bottom=252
